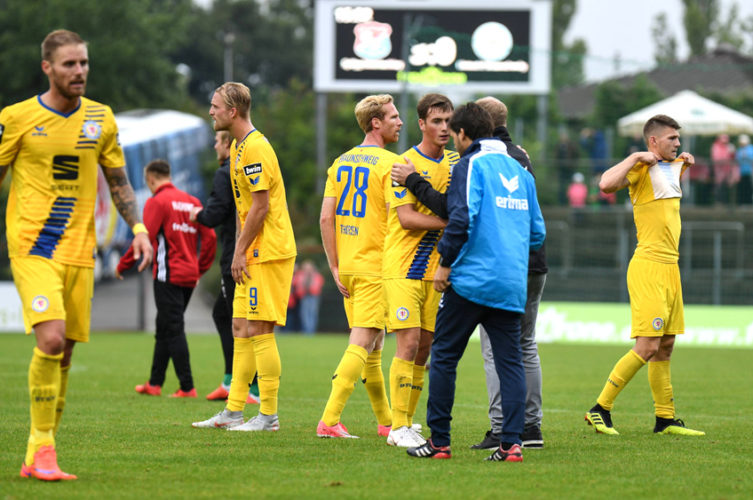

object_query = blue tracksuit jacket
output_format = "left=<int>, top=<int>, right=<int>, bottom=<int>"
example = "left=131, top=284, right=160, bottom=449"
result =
left=437, top=137, right=546, bottom=312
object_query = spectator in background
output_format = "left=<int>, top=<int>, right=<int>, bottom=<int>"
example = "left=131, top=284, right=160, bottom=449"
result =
left=119, top=159, right=216, bottom=399
left=580, top=128, right=608, bottom=177
left=711, top=134, right=737, bottom=204
left=567, top=172, right=588, bottom=208
left=296, top=260, right=324, bottom=335
left=555, top=132, right=579, bottom=205
left=284, top=263, right=301, bottom=332
left=735, top=134, right=753, bottom=206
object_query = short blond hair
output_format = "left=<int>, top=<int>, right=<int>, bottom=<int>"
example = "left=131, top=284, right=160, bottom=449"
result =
left=355, top=94, right=394, bottom=133
left=215, top=82, right=251, bottom=119
left=41, top=29, right=86, bottom=62
left=216, top=130, right=232, bottom=146
left=475, top=96, right=508, bottom=128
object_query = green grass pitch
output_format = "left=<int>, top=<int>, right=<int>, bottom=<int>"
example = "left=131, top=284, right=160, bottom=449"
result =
left=1, top=332, right=751, bottom=499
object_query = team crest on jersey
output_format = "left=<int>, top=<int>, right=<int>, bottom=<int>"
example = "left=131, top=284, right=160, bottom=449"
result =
left=396, top=307, right=409, bottom=321
left=652, top=317, right=664, bottom=330
left=249, top=176, right=260, bottom=185
left=31, top=295, right=50, bottom=313
left=394, top=189, right=407, bottom=199
left=82, top=120, right=102, bottom=139
left=244, top=163, right=262, bottom=176
left=32, top=126, right=47, bottom=137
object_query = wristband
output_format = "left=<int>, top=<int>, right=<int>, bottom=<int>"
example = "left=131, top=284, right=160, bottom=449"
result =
left=132, top=223, right=148, bottom=235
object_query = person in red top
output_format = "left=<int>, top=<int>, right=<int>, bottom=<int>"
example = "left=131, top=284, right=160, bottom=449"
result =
left=117, top=159, right=216, bottom=397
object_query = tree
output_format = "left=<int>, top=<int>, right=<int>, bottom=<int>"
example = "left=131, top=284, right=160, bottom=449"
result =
left=713, top=2, right=746, bottom=51
left=0, top=0, right=195, bottom=111
left=551, top=0, right=586, bottom=89
left=652, top=13, right=679, bottom=65
left=683, top=0, right=719, bottom=57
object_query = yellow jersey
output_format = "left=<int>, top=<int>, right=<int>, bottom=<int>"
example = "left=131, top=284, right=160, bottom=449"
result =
left=383, top=147, right=458, bottom=280
left=230, top=129, right=296, bottom=263
left=626, top=159, right=688, bottom=264
left=0, top=95, right=124, bottom=267
left=323, top=145, right=397, bottom=277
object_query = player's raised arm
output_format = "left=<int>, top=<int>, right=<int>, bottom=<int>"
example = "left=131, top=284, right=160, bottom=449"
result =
left=101, top=165, right=153, bottom=271
left=599, top=151, right=658, bottom=193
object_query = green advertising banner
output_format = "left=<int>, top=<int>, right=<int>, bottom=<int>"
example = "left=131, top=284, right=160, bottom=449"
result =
left=534, top=302, right=753, bottom=348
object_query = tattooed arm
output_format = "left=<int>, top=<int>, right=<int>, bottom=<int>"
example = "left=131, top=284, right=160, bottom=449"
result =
left=101, top=166, right=153, bottom=272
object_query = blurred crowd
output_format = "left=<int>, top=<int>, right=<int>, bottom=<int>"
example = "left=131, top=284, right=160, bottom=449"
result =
left=554, top=129, right=753, bottom=208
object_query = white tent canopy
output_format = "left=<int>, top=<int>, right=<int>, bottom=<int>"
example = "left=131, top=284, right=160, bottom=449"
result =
left=617, top=90, right=753, bottom=137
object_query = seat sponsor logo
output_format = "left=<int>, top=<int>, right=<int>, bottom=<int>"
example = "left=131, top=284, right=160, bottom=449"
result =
left=52, top=155, right=79, bottom=180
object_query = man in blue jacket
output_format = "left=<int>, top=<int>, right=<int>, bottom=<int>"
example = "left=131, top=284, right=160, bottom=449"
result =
left=407, top=102, right=546, bottom=462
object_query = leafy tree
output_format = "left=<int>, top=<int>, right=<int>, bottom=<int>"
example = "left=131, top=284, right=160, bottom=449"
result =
left=591, top=75, right=663, bottom=130
left=713, top=2, right=746, bottom=51
left=652, top=13, right=679, bottom=65
left=0, top=0, right=194, bottom=111
left=551, top=0, right=586, bottom=89
left=683, top=0, right=719, bottom=57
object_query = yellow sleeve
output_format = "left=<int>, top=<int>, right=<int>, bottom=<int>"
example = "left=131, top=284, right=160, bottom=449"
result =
left=324, top=166, right=336, bottom=197
left=98, top=107, right=125, bottom=168
left=0, top=106, right=22, bottom=165
left=240, top=143, right=273, bottom=192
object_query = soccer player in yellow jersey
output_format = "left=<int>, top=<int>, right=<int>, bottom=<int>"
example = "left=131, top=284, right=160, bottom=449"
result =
left=193, top=82, right=296, bottom=432
left=585, top=114, right=704, bottom=437
left=384, top=94, right=459, bottom=447
left=0, top=30, right=153, bottom=481
left=316, top=95, right=402, bottom=439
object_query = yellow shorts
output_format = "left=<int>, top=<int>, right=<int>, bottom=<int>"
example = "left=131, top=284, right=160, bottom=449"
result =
left=340, top=274, right=386, bottom=330
left=384, top=278, right=440, bottom=332
left=233, top=257, right=295, bottom=326
left=10, top=256, right=94, bottom=342
left=627, top=258, right=684, bottom=338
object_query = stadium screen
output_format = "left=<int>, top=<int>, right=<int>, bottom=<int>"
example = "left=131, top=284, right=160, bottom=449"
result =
left=314, top=0, right=551, bottom=94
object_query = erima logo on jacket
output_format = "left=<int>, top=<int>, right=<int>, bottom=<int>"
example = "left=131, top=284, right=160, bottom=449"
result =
left=497, top=174, right=528, bottom=210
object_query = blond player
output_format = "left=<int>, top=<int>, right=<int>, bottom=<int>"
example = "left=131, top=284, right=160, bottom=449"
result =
left=585, top=114, right=704, bottom=437
left=316, top=95, right=402, bottom=439
left=193, top=82, right=296, bottom=432
left=0, top=29, right=152, bottom=481
left=384, top=94, right=459, bottom=447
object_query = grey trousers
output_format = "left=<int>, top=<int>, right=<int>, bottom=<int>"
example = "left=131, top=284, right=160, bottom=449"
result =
left=480, top=273, right=546, bottom=432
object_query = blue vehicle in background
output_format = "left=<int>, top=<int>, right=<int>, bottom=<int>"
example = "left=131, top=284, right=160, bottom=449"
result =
left=94, top=109, right=211, bottom=279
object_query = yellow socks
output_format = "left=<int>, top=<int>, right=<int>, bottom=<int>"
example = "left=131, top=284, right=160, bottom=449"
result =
left=252, top=333, right=281, bottom=416
left=597, top=349, right=646, bottom=411
left=407, top=363, right=425, bottom=426
left=389, top=357, right=414, bottom=429
left=648, top=360, right=674, bottom=418
left=321, top=344, right=368, bottom=426
left=26, top=347, right=62, bottom=465
left=361, top=349, right=392, bottom=427
left=54, top=364, right=70, bottom=435
left=227, top=337, right=256, bottom=412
